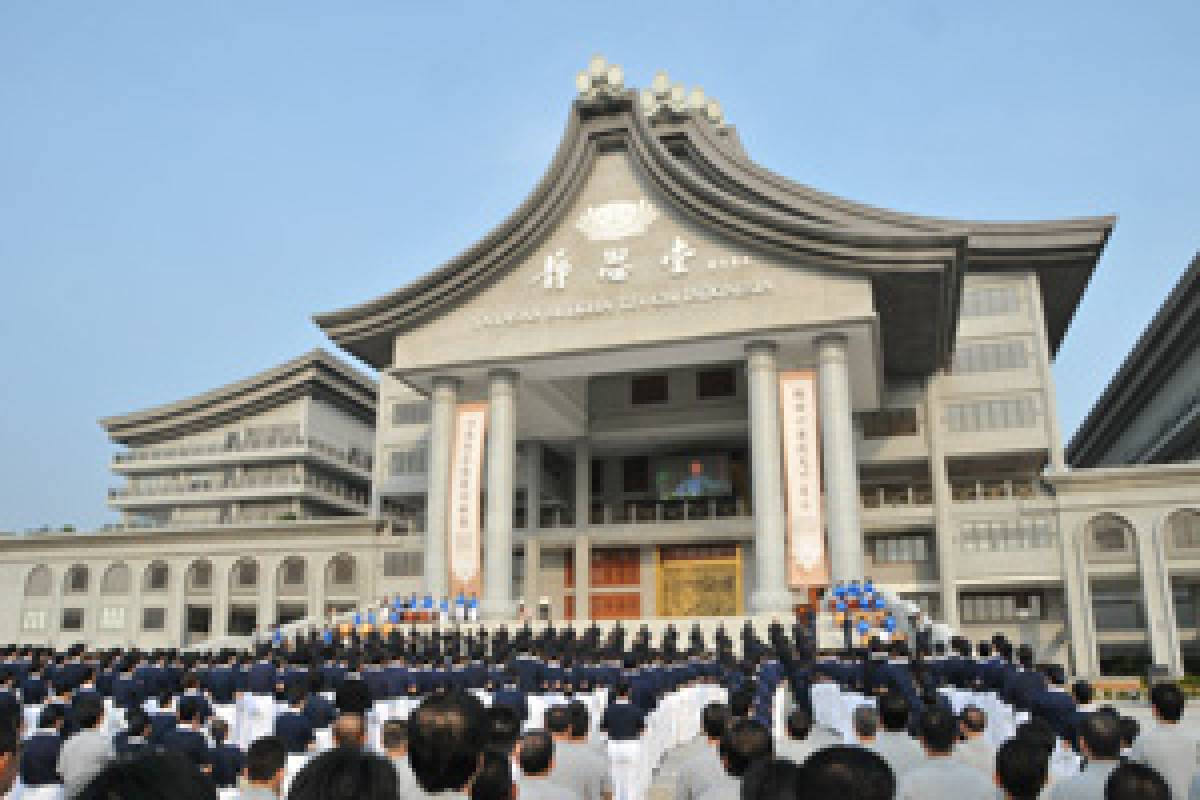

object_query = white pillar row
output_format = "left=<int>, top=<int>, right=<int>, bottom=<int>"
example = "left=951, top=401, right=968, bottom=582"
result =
left=574, top=439, right=591, bottom=530
left=816, top=333, right=865, bottom=585
left=525, top=441, right=543, bottom=533
left=524, top=538, right=540, bottom=616
left=1137, top=515, right=1184, bottom=676
left=924, top=373, right=960, bottom=628
left=483, top=370, right=518, bottom=620
left=745, top=341, right=792, bottom=613
left=258, top=557, right=278, bottom=633
left=424, top=377, right=459, bottom=599
left=167, top=563, right=188, bottom=648
left=1061, top=524, right=1098, bottom=676
left=211, top=557, right=232, bottom=641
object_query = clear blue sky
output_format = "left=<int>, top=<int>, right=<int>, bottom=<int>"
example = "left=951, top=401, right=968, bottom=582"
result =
left=1, top=2, right=1197, bottom=532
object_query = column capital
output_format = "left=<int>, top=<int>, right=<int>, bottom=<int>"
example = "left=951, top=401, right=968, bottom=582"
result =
left=815, top=333, right=850, bottom=365
left=745, top=339, right=778, bottom=356
left=487, top=368, right=520, bottom=382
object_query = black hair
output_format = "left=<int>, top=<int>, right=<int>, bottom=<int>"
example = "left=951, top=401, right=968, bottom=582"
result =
left=960, top=705, right=987, bottom=734
left=517, top=730, right=554, bottom=776
left=335, top=679, right=373, bottom=714
left=730, top=688, right=753, bottom=719
left=918, top=706, right=957, bottom=754
left=785, top=708, right=813, bottom=741
left=408, top=691, right=487, bottom=792
left=796, top=746, right=894, bottom=800
left=485, top=704, right=522, bottom=755
left=1072, top=680, right=1094, bottom=706
left=0, top=708, right=17, bottom=756
left=1149, top=683, right=1184, bottom=723
left=470, top=749, right=514, bottom=800
left=740, top=758, right=803, bottom=800
left=76, top=751, right=217, bottom=800
left=381, top=718, right=409, bottom=750
left=1015, top=717, right=1056, bottom=758
left=209, top=717, right=228, bottom=744
left=878, top=691, right=909, bottom=732
left=1104, top=762, right=1170, bottom=800
left=1079, top=712, right=1122, bottom=760
left=718, top=718, right=773, bottom=778
left=996, top=737, right=1049, bottom=800
left=1118, top=715, right=1140, bottom=748
left=125, top=707, right=150, bottom=736
left=37, top=704, right=65, bottom=730
left=566, top=701, right=590, bottom=738
left=701, top=702, right=731, bottom=740
left=287, top=747, right=399, bottom=800
left=75, top=693, right=104, bottom=729
left=544, top=705, right=571, bottom=734
left=246, top=736, right=287, bottom=782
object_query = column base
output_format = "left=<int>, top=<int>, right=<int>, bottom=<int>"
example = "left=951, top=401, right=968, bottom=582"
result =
left=750, top=589, right=795, bottom=615
left=481, top=604, right=516, bottom=622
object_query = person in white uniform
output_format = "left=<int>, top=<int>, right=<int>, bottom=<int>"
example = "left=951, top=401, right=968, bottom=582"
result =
left=895, top=706, right=994, bottom=800
left=1130, top=683, right=1195, bottom=800
left=1050, top=712, right=1123, bottom=800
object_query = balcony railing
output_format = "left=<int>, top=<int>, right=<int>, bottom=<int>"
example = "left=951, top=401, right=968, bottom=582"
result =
left=860, top=484, right=933, bottom=510
left=517, top=497, right=751, bottom=530
left=950, top=478, right=1046, bottom=503
left=109, top=474, right=368, bottom=506
left=113, top=435, right=373, bottom=471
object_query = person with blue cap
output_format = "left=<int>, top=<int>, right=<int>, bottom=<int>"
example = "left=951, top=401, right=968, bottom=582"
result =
left=438, top=595, right=450, bottom=624
left=467, top=592, right=479, bottom=623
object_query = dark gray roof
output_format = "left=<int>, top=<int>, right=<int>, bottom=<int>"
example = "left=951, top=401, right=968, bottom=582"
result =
left=1067, top=253, right=1200, bottom=467
left=99, top=349, right=377, bottom=447
left=315, top=89, right=1113, bottom=376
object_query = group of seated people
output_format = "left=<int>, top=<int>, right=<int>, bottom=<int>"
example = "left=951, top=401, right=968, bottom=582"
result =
left=0, top=619, right=1190, bottom=800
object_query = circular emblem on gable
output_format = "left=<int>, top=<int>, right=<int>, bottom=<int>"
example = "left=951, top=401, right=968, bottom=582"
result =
left=575, top=199, right=659, bottom=241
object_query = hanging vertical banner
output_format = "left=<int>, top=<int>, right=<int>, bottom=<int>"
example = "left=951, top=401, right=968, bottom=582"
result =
left=448, top=403, right=487, bottom=600
left=779, top=370, right=829, bottom=587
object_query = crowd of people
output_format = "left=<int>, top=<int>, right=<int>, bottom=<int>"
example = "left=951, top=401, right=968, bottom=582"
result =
left=0, top=616, right=1191, bottom=800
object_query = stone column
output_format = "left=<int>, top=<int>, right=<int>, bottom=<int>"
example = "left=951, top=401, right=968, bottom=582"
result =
left=1060, top=524, right=1098, bottom=676
left=574, top=534, right=591, bottom=621
left=424, top=377, right=459, bottom=599
left=258, top=558, right=278, bottom=634
left=574, top=439, right=591, bottom=530
left=307, top=555, right=325, bottom=630
left=483, top=370, right=518, bottom=620
left=924, top=373, right=959, bottom=628
left=211, top=558, right=231, bottom=640
left=125, top=561, right=143, bottom=650
left=167, top=561, right=188, bottom=648
left=816, top=334, right=865, bottom=584
left=1137, top=518, right=1184, bottom=676
left=525, top=441, right=543, bottom=532
left=746, top=341, right=791, bottom=613
left=524, top=539, right=540, bottom=615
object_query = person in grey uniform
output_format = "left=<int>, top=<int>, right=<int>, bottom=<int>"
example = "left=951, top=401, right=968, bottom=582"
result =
left=696, top=718, right=774, bottom=800
left=238, top=736, right=287, bottom=800
left=382, top=718, right=423, bottom=799
left=546, top=706, right=606, bottom=800
left=675, top=702, right=730, bottom=800
left=776, top=707, right=841, bottom=765
left=852, top=706, right=879, bottom=747
left=871, top=692, right=924, bottom=779
left=896, top=706, right=994, bottom=800
left=954, top=705, right=995, bottom=776
left=1050, top=713, right=1123, bottom=800
left=1109, top=762, right=1171, bottom=800
left=518, top=730, right=578, bottom=800
left=995, top=737, right=1049, bottom=800
left=1131, top=684, right=1195, bottom=800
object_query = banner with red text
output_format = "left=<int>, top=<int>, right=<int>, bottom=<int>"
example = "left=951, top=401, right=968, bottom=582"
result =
left=779, top=370, right=829, bottom=587
left=448, top=403, right=487, bottom=599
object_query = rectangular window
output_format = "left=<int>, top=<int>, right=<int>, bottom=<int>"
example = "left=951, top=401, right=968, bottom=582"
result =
left=142, top=607, right=165, bottom=631
left=389, top=443, right=429, bottom=476
left=283, top=560, right=305, bottom=586
left=191, top=562, right=212, bottom=590
left=631, top=374, right=669, bottom=406
left=622, top=456, right=650, bottom=493
left=961, top=285, right=1020, bottom=317
left=696, top=368, right=737, bottom=399
left=237, top=561, right=258, bottom=588
left=590, top=459, right=604, bottom=495
left=100, top=607, right=125, bottom=630
left=953, top=340, right=1030, bottom=374
left=22, top=611, right=46, bottom=632
left=392, top=402, right=431, bottom=426
left=856, top=408, right=919, bottom=439
left=945, top=397, right=1038, bottom=433
left=62, top=608, right=84, bottom=631
left=959, top=518, right=1056, bottom=551
left=146, top=564, right=169, bottom=591
left=384, top=551, right=423, bottom=578
left=872, top=535, right=930, bottom=563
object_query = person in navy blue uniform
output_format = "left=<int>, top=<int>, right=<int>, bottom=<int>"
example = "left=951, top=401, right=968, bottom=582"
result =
left=160, top=696, right=211, bottom=771
left=207, top=717, right=244, bottom=789
left=113, top=707, right=154, bottom=757
left=274, top=685, right=315, bottom=754
left=20, top=704, right=65, bottom=789
left=600, top=683, right=646, bottom=740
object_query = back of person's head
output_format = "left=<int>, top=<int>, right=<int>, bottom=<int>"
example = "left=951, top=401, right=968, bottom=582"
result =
left=176, top=696, right=199, bottom=724
left=785, top=708, right=813, bottom=741
left=918, top=706, right=956, bottom=754
left=1079, top=712, right=1122, bottom=760
left=76, top=750, right=216, bottom=800
left=1117, top=715, right=1139, bottom=749
left=287, top=683, right=307, bottom=708
left=701, top=702, right=730, bottom=740
left=246, top=736, right=287, bottom=783
left=125, top=707, right=150, bottom=737
left=409, top=691, right=487, bottom=792
left=209, top=717, right=228, bottom=745
left=741, top=758, right=802, bottom=800
left=566, top=701, right=590, bottom=739
left=75, top=693, right=104, bottom=729
left=381, top=719, right=408, bottom=752
left=287, top=747, right=399, bottom=800
left=335, top=678, right=372, bottom=715
left=544, top=705, right=571, bottom=735
left=485, top=704, right=521, bottom=755
left=961, top=705, right=987, bottom=735
left=471, top=749, right=515, bottom=800
left=1105, top=762, right=1170, bottom=800
left=1072, top=680, right=1094, bottom=706
left=852, top=706, right=878, bottom=740
left=796, top=746, right=894, bottom=800
left=1149, top=683, right=1184, bottom=723
left=996, top=737, right=1048, bottom=800
left=719, top=718, right=773, bottom=778
left=517, top=730, right=554, bottom=777
left=730, top=688, right=753, bottom=719
left=878, top=692, right=909, bottom=732
left=37, top=703, right=64, bottom=730
left=332, top=713, right=366, bottom=748
left=1015, top=717, right=1056, bottom=759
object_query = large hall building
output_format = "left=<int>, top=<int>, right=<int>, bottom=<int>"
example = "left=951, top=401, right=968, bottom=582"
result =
left=1, top=59, right=1197, bottom=677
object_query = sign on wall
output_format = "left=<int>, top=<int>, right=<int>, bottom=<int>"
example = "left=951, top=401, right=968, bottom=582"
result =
left=779, top=371, right=829, bottom=587
left=448, top=404, right=487, bottom=600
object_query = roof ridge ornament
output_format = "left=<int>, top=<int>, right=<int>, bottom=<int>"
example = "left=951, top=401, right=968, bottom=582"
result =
left=575, top=54, right=626, bottom=103
left=640, top=69, right=725, bottom=127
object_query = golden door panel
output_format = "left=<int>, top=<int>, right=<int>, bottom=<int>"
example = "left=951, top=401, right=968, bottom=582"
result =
left=657, top=557, right=743, bottom=617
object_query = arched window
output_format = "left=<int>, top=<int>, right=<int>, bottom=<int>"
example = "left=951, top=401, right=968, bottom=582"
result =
left=231, top=558, right=259, bottom=592
left=1088, top=514, right=1134, bottom=554
left=101, top=563, right=131, bottom=595
left=143, top=561, right=169, bottom=592
left=1169, top=510, right=1200, bottom=550
left=24, top=566, right=51, bottom=597
left=186, top=560, right=213, bottom=593
left=64, top=564, right=90, bottom=594
left=278, top=557, right=307, bottom=596
left=327, top=554, right=357, bottom=589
